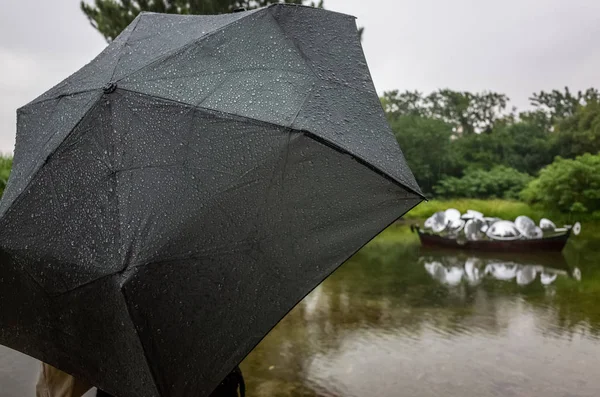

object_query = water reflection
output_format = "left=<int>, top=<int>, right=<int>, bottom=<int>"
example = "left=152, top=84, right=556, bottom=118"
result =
left=421, top=251, right=580, bottom=287
left=242, top=231, right=600, bottom=397
left=2, top=230, right=598, bottom=396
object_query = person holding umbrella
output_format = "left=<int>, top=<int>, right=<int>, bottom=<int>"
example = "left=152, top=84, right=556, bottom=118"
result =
left=35, top=362, right=245, bottom=396
left=36, top=363, right=94, bottom=397
left=0, top=4, right=423, bottom=397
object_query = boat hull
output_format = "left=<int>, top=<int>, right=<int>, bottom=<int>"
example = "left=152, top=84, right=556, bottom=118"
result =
left=414, top=227, right=570, bottom=252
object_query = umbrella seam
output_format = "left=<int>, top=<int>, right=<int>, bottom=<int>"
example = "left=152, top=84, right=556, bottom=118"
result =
left=253, top=131, right=292, bottom=245
left=301, top=130, right=426, bottom=199
left=226, top=196, right=424, bottom=382
left=119, top=288, right=163, bottom=397
left=108, top=13, right=145, bottom=83
left=115, top=10, right=261, bottom=84
left=289, top=84, right=316, bottom=130
left=46, top=167, right=62, bottom=225
left=0, top=92, right=103, bottom=220
left=268, top=3, right=357, bottom=19
left=126, top=241, right=257, bottom=269
left=267, top=7, right=319, bottom=79
left=109, top=90, right=277, bottom=270
left=31, top=237, right=258, bottom=299
left=267, top=6, right=322, bottom=127
left=0, top=248, right=99, bottom=298
left=116, top=87, right=426, bottom=199
left=267, top=6, right=376, bottom=95
left=106, top=95, right=129, bottom=277
left=6, top=252, right=52, bottom=298
left=116, top=89, right=236, bottom=173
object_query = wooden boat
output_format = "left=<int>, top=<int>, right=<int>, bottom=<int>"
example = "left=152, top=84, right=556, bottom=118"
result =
left=411, top=224, right=573, bottom=253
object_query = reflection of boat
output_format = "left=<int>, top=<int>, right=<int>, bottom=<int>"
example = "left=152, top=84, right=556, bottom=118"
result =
left=419, top=251, right=579, bottom=287
left=412, top=225, right=573, bottom=253
left=485, top=262, right=517, bottom=281
left=424, top=262, right=464, bottom=286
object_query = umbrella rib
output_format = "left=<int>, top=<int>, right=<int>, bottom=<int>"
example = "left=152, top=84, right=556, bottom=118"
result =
left=116, top=87, right=426, bottom=199
left=180, top=73, right=237, bottom=169
left=134, top=67, right=311, bottom=85
left=113, top=164, right=236, bottom=176
left=24, top=14, right=140, bottom=108
left=24, top=89, right=103, bottom=109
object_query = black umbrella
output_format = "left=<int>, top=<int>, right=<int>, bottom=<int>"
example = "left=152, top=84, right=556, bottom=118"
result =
left=0, top=4, right=423, bottom=397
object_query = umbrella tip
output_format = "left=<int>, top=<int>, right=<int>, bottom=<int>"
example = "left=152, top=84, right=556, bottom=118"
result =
left=233, top=7, right=246, bottom=12
left=102, top=82, right=117, bottom=94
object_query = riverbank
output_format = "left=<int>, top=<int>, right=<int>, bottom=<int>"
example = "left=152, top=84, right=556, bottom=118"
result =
left=382, top=199, right=600, bottom=243
left=404, top=199, right=581, bottom=223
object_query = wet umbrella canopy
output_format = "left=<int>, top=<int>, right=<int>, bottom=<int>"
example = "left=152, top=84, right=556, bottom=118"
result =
left=0, top=4, right=423, bottom=397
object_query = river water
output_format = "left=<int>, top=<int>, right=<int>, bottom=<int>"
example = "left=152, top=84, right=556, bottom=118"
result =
left=2, top=226, right=599, bottom=396
left=241, top=227, right=600, bottom=397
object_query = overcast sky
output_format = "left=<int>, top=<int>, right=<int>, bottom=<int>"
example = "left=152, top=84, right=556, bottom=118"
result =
left=1, top=0, right=599, bottom=153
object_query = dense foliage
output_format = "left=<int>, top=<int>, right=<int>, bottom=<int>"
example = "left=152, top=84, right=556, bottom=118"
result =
left=529, top=87, right=599, bottom=125
left=521, top=153, right=600, bottom=214
left=434, top=166, right=532, bottom=200
left=382, top=89, right=509, bottom=135
left=387, top=87, right=600, bottom=212
left=82, top=0, right=325, bottom=42
left=0, top=155, right=12, bottom=198
left=554, top=99, right=600, bottom=158
left=389, top=115, right=453, bottom=194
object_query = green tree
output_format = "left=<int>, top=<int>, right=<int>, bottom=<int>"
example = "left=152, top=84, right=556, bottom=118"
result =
left=494, top=121, right=558, bottom=175
left=434, top=166, right=533, bottom=200
left=382, top=89, right=510, bottom=135
left=82, top=0, right=325, bottom=42
left=553, top=99, right=600, bottom=158
left=442, top=121, right=558, bottom=178
left=381, top=90, right=427, bottom=119
left=427, top=89, right=510, bottom=135
left=390, top=115, right=453, bottom=194
left=517, top=109, right=553, bottom=132
left=0, top=155, right=13, bottom=198
left=445, top=132, right=503, bottom=175
left=530, top=87, right=599, bottom=125
left=521, top=153, right=600, bottom=213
